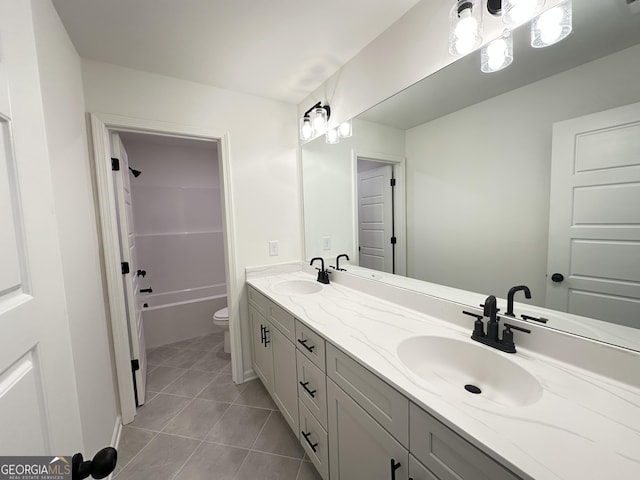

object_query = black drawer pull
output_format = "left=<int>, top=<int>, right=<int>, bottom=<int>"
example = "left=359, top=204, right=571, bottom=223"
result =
left=390, top=459, right=401, bottom=480
left=299, top=381, right=317, bottom=398
left=260, top=325, right=265, bottom=344
left=263, top=327, right=270, bottom=346
left=297, top=338, right=315, bottom=352
left=301, top=430, right=318, bottom=453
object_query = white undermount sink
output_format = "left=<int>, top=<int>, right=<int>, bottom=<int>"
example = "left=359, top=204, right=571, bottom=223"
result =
left=272, top=279, right=323, bottom=295
left=397, top=336, right=543, bottom=407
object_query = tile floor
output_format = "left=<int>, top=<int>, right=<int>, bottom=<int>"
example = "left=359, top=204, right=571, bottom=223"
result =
left=114, top=332, right=321, bottom=480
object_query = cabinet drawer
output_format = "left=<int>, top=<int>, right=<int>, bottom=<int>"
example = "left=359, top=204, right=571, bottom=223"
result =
left=326, top=343, right=409, bottom=448
left=296, top=350, right=327, bottom=429
left=409, top=454, right=438, bottom=480
left=248, top=285, right=268, bottom=317
left=269, top=302, right=296, bottom=342
left=299, top=401, right=329, bottom=480
left=409, top=403, right=520, bottom=480
left=295, top=320, right=326, bottom=371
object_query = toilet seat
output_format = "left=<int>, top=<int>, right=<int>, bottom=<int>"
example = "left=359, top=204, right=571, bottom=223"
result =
left=213, top=307, right=228, bottom=323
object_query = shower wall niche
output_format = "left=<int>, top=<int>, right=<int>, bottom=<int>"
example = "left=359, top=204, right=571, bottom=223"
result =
left=121, top=133, right=226, bottom=348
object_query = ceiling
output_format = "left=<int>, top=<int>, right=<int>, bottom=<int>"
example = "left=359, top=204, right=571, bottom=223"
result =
left=52, top=0, right=421, bottom=104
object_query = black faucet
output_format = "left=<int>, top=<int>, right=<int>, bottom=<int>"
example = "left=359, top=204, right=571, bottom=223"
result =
left=331, top=254, right=350, bottom=271
left=505, top=285, right=531, bottom=317
left=310, top=257, right=330, bottom=284
left=462, top=294, right=531, bottom=353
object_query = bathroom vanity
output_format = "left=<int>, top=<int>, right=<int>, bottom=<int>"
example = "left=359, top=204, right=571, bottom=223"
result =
left=246, top=264, right=640, bottom=480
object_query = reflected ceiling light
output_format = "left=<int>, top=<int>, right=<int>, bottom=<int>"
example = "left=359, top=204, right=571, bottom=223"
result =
left=481, top=29, right=514, bottom=73
left=338, top=119, right=352, bottom=138
left=449, top=0, right=483, bottom=56
left=326, top=127, right=340, bottom=144
left=299, top=101, right=331, bottom=141
left=503, top=0, right=545, bottom=26
left=531, top=0, right=572, bottom=48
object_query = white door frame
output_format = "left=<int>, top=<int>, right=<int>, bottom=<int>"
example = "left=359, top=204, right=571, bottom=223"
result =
left=88, top=113, right=240, bottom=424
left=351, top=150, right=407, bottom=276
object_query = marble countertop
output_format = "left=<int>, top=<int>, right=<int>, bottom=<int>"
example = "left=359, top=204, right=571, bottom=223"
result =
left=247, top=269, right=640, bottom=480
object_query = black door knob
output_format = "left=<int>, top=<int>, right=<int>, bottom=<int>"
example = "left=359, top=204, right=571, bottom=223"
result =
left=551, top=273, right=564, bottom=283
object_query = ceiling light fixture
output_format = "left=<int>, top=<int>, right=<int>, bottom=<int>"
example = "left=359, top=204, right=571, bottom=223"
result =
left=449, top=0, right=483, bottom=56
left=299, top=101, right=331, bottom=141
left=531, top=0, right=572, bottom=48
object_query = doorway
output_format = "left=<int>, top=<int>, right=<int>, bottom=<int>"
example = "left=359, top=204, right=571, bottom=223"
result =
left=89, top=113, right=239, bottom=424
left=353, top=153, right=406, bottom=276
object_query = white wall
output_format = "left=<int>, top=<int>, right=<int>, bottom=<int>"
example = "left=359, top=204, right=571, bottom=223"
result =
left=31, top=0, right=118, bottom=456
left=405, top=44, right=640, bottom=303
left=81, top=60, right=300, bottom=376
left=302, top=119, right=405, bottom=261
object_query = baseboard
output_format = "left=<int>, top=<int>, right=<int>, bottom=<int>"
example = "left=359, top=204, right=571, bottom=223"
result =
left=243, top=368, right=257, bottom=383
left=107, top=415, right=122, bottom=480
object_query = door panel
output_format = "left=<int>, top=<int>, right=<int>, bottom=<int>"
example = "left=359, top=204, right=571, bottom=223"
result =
left=111, top=133, right=147, bottom=405
left=357, top=165, right=393, bottom=273
left=547, top=102, right=640, bottom=328
left=0, top=0, right=82, bottom=453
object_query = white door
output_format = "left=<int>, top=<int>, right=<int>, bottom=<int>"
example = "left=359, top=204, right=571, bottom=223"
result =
left=0, top=0, right=82, bottom=453
left=111, top=133, right=147, bottom=405
left=358, top=165, right=394, bottom=273
left=547, top=101, right=640, bottom=328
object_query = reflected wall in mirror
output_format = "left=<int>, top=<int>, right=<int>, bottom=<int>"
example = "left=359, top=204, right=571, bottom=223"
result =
left=301, top=0, right=640, bottom=351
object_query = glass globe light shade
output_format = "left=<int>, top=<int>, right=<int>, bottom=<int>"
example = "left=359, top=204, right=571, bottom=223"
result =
left=449, top=0, right=483, bottom=56
left=326, top=128, right=340, bottom=145
left=338, top=120, right=352, bottom=138
left=312, top=107, right=328, bottom=135
left=481, top=30, right=514, bottom=73
left=503, top=0, right=545, bottom=26
left=299, top=117, right=314, bottom=141
left=531, top=1, right=572, bottom=48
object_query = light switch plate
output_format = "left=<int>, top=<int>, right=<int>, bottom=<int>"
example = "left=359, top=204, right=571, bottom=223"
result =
left=322, top=236, right=331, bottom=250
left=269, top=240, right=279, bottom=256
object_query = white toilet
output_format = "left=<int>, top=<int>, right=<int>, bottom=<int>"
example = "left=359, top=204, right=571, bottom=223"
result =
left=213, top=307, right=230, bottom=354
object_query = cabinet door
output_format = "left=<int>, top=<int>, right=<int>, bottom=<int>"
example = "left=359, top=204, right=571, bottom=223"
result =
left=328, top=378, right=408, bottom=480
left=271, top=325, right=299, bottom=434
left=249, top=305, right=273, bottom=391
left=409, top=455, right=439, bottom=480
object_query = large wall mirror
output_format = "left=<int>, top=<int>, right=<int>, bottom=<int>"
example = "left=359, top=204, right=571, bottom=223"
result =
left=302, top=0, right=640, bottom=351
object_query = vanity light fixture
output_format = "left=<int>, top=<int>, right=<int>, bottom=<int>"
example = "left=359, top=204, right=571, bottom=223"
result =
left=325, top=127, right=340, bottom=144
left=337, top=119, right=352, bottom=138
left=531, top=0, right=572, bottom=48
left=299, top=101, right=331, bottom=141
left=481, top=29, right=514, bottom=73
left=502, top=0, right=545, bottom=26
left=449, top=0, right=483, bottom=56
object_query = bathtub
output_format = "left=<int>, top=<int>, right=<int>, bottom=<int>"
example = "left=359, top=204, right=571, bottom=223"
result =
left=142, top=284, right=228, bottom=349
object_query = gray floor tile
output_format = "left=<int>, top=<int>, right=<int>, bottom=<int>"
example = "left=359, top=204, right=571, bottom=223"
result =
left=197, top=373, right=245, bottom=403
left=113, top=427, right=156, bottom=476
left=164, top=337, right=198, bottom=349
left=173, top=442, right=248, bottom=480
left=205, top=405, right=270, bottom=448
left=191, top=350, right=231, bottom=372
left=162, top=370, right=216, bottom=397
left=160, top=349, right=208, bottom=369
left=234, top=379, right=276, bottom=409
left=146, top=346, right=181, bottom=366
left=129, top=394, right=191, bottom=431
left=234, top=451, right=301, bottom=480
left=146, top=366, right=187, bottom=392
left=187, top=335, right=224, bottom=352
left=253, top=410, right=304, bottom=459
left=114, top=433, right=199, bottom=480
left=162, top=399, right=230, bottom=439
left=297, top=461, right=323, bottom=480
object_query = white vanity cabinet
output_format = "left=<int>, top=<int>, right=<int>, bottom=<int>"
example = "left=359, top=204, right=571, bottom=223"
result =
left=248, top=286, right=299, bottom=434
left=247, top=283, right=523, bottom=480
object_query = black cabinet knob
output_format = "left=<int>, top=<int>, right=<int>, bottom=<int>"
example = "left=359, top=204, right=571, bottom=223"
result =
left=551, top=273, right=564, bottom=283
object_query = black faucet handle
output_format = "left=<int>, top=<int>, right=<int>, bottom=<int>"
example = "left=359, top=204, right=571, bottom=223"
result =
left=462, top=310, right=483, bottom=321
left=479, top=303, right=500, bottom=312
left=521, top=314, right=548, bottom=324
left=503, top=323, right=531, bottom=334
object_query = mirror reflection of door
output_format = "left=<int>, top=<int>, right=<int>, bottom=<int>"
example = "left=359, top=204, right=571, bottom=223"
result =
left=547, top=101, right=640, bottom=328
left=357, top=159, right=395, bottom=273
